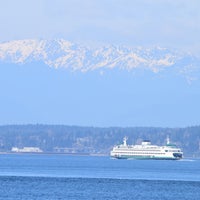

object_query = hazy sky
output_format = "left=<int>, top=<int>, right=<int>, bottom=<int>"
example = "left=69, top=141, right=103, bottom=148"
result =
left=0, top=0, right=200, bottom=52
left=0, top=0, right=200, bottom=127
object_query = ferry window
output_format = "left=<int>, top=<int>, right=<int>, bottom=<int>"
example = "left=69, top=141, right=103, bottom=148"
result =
left=165, top=150, right=168, bottom=152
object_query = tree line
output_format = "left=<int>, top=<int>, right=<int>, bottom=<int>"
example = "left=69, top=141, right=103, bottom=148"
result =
left=0, top=125, right=199, bottom=157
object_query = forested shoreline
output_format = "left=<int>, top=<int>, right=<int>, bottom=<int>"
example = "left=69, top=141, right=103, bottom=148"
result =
left=0, top=125, right=200, bottom=157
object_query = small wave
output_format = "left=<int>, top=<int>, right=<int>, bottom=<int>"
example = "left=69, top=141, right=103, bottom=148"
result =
left=127, top=158, right=135, bottom=160
left=178, top=159, right=195, bottom=162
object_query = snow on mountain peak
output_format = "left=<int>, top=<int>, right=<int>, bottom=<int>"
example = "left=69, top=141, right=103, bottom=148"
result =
left=0, top=39, right=46, bottom=63
left=0, top=39, right=199, bottom=78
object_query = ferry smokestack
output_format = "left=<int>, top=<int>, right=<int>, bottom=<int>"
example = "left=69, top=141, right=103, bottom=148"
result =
left=166, top=136, right=170, bottom=145
left=123, top=137, right=128, bottom=146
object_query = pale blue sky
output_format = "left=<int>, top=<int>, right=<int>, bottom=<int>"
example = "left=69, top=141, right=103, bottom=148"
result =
left=0, top=0, right=200, bottom=127
left=0, top=0, right=200, bottom=52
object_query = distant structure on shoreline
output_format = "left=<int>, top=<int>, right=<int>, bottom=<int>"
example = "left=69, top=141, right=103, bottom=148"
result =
left=11, top=147, right=43, bottom=153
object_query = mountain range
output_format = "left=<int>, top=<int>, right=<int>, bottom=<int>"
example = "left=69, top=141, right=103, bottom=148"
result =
left=0, top=39, right=200, bottom=82
left=1, top=39, right=200, bottom=127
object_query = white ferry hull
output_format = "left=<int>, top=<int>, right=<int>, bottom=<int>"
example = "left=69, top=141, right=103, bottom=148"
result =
left=111, top=154, right=182, bottom=160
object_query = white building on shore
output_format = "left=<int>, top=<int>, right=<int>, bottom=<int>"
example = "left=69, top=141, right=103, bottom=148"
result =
left=11, top=147, right=43, bottom=153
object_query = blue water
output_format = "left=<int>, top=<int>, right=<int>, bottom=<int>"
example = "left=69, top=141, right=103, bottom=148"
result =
left=0, top=154, right=200, bottom=199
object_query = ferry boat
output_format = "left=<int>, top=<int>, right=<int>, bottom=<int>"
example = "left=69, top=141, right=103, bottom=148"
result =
left=110, top=137, right=183, bottom=160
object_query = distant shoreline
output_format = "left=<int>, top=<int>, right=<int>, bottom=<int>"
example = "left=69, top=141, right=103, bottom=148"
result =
left=0, top=152, right=108, bottom=156
left=1, top=152, right=199, bottom=159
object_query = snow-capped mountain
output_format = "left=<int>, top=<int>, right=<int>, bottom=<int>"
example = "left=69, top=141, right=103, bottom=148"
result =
left=1, top=39, right=200, bottom=127
left=0, top=39, right=199, bottom=79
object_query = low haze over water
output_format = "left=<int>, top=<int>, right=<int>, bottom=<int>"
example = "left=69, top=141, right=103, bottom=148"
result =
left=0, top=154, right=200, bottom=199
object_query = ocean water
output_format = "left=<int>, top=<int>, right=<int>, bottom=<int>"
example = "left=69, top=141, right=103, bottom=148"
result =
left=0, top=154, right=200, bottom=200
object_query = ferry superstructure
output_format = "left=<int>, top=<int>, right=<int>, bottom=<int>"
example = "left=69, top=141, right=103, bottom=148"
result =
left=110, top=137, right=183, bottom=160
